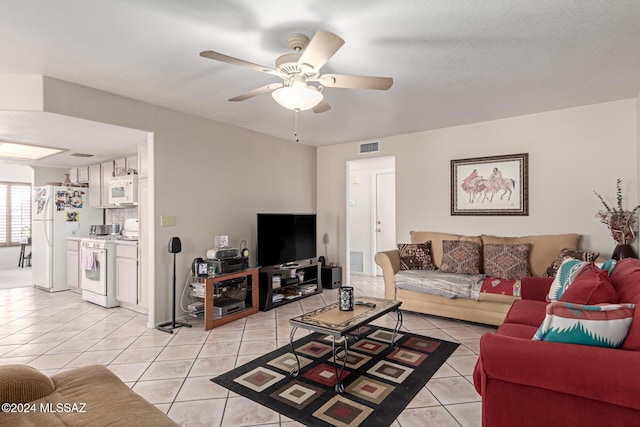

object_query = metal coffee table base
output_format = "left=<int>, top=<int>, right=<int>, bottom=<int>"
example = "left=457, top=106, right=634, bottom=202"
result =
left=289, top=306, right=403, bottom=393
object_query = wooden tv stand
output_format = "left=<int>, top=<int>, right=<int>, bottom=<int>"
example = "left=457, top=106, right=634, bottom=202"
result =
left=197, top=267, right=259, bottom=330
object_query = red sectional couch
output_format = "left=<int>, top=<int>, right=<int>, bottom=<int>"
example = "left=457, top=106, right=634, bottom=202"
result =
left=473, top=257, right=640, bottom=426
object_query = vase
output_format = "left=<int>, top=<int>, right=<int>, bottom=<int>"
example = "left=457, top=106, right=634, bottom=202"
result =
left=611, top=244, right=637, bottom=260
left=64, top=173, right=72, bottom=185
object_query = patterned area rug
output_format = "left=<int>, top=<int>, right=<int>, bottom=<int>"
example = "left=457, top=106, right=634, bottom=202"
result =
left=211, top=326, right=459, bottom=427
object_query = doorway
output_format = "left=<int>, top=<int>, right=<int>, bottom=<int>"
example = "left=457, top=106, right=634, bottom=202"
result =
left=347, top=156, right=396, bottom=278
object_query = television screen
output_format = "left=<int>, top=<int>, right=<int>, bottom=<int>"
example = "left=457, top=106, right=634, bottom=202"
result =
left=256, top=213, right=317, bottom=267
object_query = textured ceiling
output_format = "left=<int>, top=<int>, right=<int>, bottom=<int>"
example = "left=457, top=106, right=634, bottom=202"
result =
left=1, top=0, right=640, bottom=168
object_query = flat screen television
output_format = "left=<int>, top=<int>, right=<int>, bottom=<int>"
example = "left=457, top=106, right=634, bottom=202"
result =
left=256, top=213, right=317, bottom=267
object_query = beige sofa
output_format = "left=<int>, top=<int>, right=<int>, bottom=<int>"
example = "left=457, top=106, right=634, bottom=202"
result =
left=375, top=231, right=581, bottom=326
left=0, top=364, right=178, bottom=426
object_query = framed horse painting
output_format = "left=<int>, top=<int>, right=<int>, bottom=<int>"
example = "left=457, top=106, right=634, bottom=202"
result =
left=451, top=153, right=528, bottom=216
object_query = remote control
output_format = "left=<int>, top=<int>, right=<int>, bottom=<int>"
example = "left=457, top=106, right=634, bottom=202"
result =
left=355, top=301, right=376, bottom=308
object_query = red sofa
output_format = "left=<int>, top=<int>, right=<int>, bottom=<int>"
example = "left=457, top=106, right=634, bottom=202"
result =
left=473, top=258, right=640, bottom=426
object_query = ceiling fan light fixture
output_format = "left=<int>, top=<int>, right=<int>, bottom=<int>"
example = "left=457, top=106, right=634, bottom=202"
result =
left=271, top=83, right=323, bottom=111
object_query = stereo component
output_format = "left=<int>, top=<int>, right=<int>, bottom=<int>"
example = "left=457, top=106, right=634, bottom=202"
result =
left=207, top=257, right=248, bottom=274
left=207, top=247, right=239, bottom=260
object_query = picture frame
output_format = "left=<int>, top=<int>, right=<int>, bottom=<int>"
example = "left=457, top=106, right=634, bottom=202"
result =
left=451, top=153, right=528, bottom=216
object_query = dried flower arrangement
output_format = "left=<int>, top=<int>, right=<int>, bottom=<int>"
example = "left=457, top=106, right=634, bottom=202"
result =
left=594, top=179, right=640, bottom=245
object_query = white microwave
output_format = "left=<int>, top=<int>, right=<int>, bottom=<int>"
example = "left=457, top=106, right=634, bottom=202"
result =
left=109, top=175, right=138, bottom=205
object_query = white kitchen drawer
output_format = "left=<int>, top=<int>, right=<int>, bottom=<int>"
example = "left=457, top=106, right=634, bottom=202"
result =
left=116, top=244, right=138, bottom=259
left=66, top=240, right=79, bottom=251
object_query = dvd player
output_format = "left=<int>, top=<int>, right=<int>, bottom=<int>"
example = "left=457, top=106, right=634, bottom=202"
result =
left=213, top=298, right=245, bottom=317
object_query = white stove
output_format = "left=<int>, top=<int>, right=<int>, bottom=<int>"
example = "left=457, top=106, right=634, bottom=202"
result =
left=80, top=238, right=118, bottom=308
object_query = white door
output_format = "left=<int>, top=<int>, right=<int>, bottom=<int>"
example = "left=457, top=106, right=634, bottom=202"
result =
left=374, top=172, right=396, bottom=275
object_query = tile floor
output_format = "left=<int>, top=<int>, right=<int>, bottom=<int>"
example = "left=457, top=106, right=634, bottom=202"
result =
left=0, top=271, right=495, bottom=426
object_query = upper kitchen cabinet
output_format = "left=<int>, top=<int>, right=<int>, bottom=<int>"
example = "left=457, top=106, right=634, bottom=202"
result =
left=115, top=154, right=138, bottom=176
left=89, top=161, right=115, bottom=208
left=100, top=161, right=114, bottom=207
left=68, top=166, right=90, bottom=185
left=126, top=154, right=137, bottom=174
left=89, top=164, right=102, bottom=208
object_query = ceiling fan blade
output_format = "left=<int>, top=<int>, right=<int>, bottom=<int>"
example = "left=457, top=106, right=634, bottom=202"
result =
left=200, top=50, right=284, bottom=78
left=228, top=83, right=283, bottom=102
left=312, top=99, right=331, bottom=113
left=298, top=30, right=345, bottom=71
left=319, top=74, right=393, bottom=90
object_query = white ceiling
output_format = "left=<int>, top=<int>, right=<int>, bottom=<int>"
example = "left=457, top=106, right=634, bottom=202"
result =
left=1, top=0, right=640, bottom=168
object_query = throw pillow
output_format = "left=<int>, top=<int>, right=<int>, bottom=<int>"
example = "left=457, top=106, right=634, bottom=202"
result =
left=547, top=258, right=590, bottom=301
left=544, top=248, right=601, bottom=278
left=397, top=241, right=436, bottom=270
left=532, top=301, right=635, bottom=348
left=439, top=240, right=481, bottom=275
left=483, top=243, right=530, bottom=280
left=558, top=266, right=617, bottom=305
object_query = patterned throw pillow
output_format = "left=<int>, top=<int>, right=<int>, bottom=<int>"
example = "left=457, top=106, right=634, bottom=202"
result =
left=483, top=243, right=530, bottom=280
left=533, top=302, right=635, bottom=348
left=397, top=241, right=436, bottom=270
left=544, top=248, right=601, bottom=278
left=439, top=240, right=481, bottom=275
left=547, top=258, right=585, bottom=301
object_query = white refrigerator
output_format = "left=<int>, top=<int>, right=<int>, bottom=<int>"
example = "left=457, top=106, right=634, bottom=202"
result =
left=32, top=185, right=103, bottom=292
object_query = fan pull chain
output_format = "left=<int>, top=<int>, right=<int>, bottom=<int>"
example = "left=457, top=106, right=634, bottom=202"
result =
left=294, top=108, right=300, bottom=143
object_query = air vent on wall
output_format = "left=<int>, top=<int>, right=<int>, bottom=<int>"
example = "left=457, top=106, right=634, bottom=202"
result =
left=69, top=153, right=94, bottom=158
left=358, top=141, right=380, bottom=154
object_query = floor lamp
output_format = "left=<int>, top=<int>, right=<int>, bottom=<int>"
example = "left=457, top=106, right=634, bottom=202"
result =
left=157, top=237, right=192, bottom=334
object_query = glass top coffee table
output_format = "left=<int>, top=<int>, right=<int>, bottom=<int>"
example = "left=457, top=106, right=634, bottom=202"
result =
left=289, top=297, right=402, bottom=393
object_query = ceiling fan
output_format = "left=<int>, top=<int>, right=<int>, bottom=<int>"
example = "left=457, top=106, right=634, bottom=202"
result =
left=199, top=30, right=393, bottom=113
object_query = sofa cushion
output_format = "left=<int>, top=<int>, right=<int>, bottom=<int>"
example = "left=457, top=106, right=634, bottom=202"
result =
left=481, top=233, right=581, bottom=277
left=547, top=258, right=592, bottom=302
left=533, top=302, right=635, bottom=348
left=558, top=266, right=616, bottom=305
left=608, top=258, right=640, bottom=350
left=0, top=364, right=54, bottom=405
left=503, top=299, right=548, bottom=328
left=410, top=231, right=482, bottom=268
left=544, top=248, right=601, bottom=278
left=483, top=243, right=530, bottom=280
left=397, top=242, right=436, bottom=270
left=439, top=240, right=482, bottom=275
left=495, top=322, right=539, bottom=339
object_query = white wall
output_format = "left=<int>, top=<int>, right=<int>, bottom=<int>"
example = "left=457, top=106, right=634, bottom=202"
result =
left=318, top=99, right=638, bottom=273
left=40, top=77, right=316, bottom=325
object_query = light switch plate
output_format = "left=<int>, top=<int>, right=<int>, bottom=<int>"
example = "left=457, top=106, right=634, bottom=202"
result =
left=161, top=216, right=176, bottom=227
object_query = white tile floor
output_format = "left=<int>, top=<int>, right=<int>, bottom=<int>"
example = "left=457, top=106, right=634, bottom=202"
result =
left=0, top=271, right=495, bottom=426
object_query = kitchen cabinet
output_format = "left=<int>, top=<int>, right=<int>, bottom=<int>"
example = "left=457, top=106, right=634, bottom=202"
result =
left=100, top=161, right=114, bottom=207
left=77, top=166, right=89, bottom=183
left=114, top=158, right=126, bottom=175
left=69, top=167, right=90, bottom=186
left=88, top=164, right=101, bottom=208
left=69, top=168, right=78, bottom=184
left=115, top=242, right=145, bottom=313
left=125, top=154, right=137, bottom=174
left=66, top=239, right=81, bottom=293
